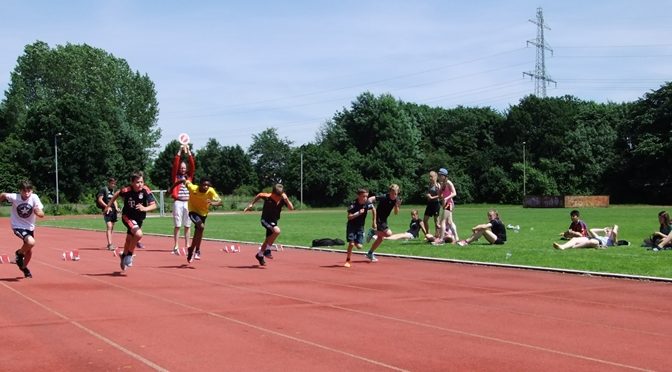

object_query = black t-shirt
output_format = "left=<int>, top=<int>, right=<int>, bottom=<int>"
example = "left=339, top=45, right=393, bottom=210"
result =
left=97, top=186, right=115, bottom=210
left=426, top=184, right=441, bottom=207
left=375, top=193, right=397, bottom=224
left=259, top=193, right=286, bottom=222
left=347, top=200, right=374, bottom=229
left=119, top=186, right=155, bottom=221
left=491, top=218, right=506, bottom=241
left=407, top=217, right=422, bottom=238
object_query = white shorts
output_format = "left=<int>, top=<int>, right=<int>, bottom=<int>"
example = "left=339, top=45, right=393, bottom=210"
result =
left=173, top=200, right=192, bottom=228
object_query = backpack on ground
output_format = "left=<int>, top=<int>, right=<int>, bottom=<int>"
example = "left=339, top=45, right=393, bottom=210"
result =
left=311, top=238, right=345, bottom=247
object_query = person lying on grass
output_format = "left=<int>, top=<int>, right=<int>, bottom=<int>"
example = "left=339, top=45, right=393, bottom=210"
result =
left=553, top=225, right=619, bottom=250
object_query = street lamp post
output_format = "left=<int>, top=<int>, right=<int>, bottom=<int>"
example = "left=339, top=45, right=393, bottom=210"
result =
left=523, top=141, right=527, bottom=201
left=55, top=133, right=61, bottom=205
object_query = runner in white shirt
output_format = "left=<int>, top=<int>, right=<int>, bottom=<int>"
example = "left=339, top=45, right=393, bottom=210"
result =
left=0, top=180, right=45, bottom=278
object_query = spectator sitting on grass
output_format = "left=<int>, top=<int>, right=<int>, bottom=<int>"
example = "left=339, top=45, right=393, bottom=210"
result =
left=560, top=209, right=588, bottom=239
left=425, top=224, right=455, bottom=245
left=457, top=210, right=506, bottom=246
left=643, top=211, right=671, bottom=249
left=385, top=209, right=423, bottom=241
left=553, top=225, right=619, bottom=250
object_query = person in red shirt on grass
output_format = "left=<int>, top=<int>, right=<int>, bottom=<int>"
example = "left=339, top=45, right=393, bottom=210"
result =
left=560, top=209, right=589, bottom=239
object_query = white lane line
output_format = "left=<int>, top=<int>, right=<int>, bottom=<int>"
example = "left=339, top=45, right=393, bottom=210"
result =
left=34, top=251, right=653, bottom=371
left=146, top=267, right=655, bottom=371
left=0, top=282, right=169, bottom=372
left=33, top=262, right=410, bottom=372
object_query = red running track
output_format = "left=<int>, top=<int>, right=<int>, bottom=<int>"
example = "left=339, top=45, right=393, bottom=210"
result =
left=0, top=221, right=671, bottom=371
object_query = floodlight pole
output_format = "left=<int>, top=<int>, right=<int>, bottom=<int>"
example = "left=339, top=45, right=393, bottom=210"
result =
left=55, top=132, right=62, bottom=205
left=300, top=151, right=304, bottom=209
left=523, top=141, right=527, bottom=201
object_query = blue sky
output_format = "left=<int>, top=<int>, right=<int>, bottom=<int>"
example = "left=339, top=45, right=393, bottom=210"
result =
left=1, top=1, right=670, bottom=150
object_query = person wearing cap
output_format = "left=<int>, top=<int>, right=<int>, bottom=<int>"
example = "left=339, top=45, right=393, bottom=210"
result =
left=436, top=168, right=459, bottom=245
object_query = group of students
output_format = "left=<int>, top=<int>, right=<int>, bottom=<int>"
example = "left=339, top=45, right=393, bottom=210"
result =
left=552, top=209, right=623, bottom=250
left=93, top=145, right=295, bottom=270
left=12, top=160, right=666, bottom=278
left=341, top=168, right=508, bottom=268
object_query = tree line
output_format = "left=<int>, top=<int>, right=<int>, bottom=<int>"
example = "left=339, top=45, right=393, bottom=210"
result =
left=1, top=42, right=670, bottom=206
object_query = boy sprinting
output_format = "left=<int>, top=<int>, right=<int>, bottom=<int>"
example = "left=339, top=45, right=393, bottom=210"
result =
left=0, top=180, right=45, bottom=278
left=344, top=188, right=376, bottom=268
left=365, top=184, right=401, bottom=262
left=244, top=184, right=294, bottom=266
left=105, top=171, right=156, bottom=271
left=183, top=178, right=222, bottom=263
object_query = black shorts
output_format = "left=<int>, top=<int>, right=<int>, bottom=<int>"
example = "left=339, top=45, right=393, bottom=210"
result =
left=376, top=221, right=389, bottom=232
left=261, top=219, right=278, bottom=237
left=104, top=209, right=118, bottom=223
left=346, top=226, right=364, bottom=244
left=122, top=216, right=144, bottom=235
left=189, top=212, right=208, bottom=226
left=424, top=202, right=440, bottom=217
left=13, top=228, right=34, bottom=241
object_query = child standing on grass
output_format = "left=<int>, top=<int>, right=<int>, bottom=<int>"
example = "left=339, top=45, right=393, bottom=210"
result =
left=344, top=188, right=376, bottom=268
left=183, top=178, right=222, bottom=263
left=365, top=184, right=401, bottom=262
left=105, top=171, right=156, bottom=271
left=436, top=168, right=459, bottom=245
left=244, top=184, right=294, bottom=266
left=422, top=171, right=442, bottom=237
left=0, top=180, right=45, bottom=278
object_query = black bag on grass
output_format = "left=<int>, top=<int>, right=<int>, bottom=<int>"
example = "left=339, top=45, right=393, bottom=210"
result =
left=311, top=238, right=345, bottom=247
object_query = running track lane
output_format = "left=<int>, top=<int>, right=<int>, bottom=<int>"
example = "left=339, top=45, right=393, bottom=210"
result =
left=0, top=223, right=670, bottom=371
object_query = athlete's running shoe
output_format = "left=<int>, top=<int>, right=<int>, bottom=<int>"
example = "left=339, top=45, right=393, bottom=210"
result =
left=136, top=242, right=144, bottom=249
left=344, top=261, right=351, bottom=268
left=255, top=253, right=266, bottom=266
left=187, top=247, right=195, bottom=263
left=22, top=267, right=32, bottom=278
left=263, top=249, right=273, bottom=259
left=15, top=250, right=24, bottom=270
left=366, top=228, right=376, bottom=243
left=119, top=253, right=126, bottom=271
left=365, top=252, right=378, bottom=262
left=194, top=250, right=201, bottom=260
left=124, top=254, right=134, bottom=268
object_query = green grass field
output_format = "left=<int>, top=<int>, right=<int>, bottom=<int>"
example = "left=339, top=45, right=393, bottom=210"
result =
left=39, top=205, right=672, bottom=278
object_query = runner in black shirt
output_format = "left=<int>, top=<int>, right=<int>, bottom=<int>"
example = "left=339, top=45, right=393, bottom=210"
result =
left=365, top=184, right=401, bottom=262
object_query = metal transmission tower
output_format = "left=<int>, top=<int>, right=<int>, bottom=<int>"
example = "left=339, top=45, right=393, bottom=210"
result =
left=523, top=7, right=556, bottom=97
